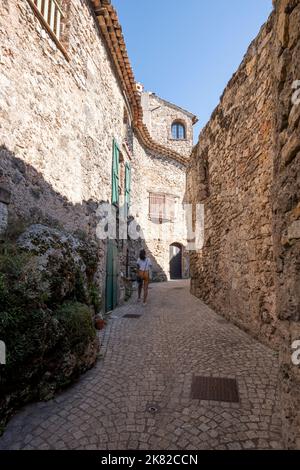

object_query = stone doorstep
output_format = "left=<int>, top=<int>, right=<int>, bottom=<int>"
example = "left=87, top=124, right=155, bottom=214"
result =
left=0, top=187, right=11, bottom=205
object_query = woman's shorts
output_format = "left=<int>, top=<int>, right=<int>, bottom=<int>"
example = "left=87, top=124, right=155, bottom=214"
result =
left=137, top=270, right=149, bottom=282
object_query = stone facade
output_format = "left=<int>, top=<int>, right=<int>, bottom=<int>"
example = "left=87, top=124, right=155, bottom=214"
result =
left=141, top=91, right=196, bottom=157
left=135, top=92, right=196, bottom=281
left=130, top=141, right=190, bottom=281
left=187, top=0, right=300, bottom=448
left=0, top=1, right=195, bottom=308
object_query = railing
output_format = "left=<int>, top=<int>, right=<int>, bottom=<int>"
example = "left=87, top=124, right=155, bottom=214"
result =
left=32, top=0, right=64, bottom=40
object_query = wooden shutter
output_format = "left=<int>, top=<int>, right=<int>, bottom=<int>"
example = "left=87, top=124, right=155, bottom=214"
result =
left=112, top=140, right=119, bottom=205
left=32, top=0, right=63, bottom=40
left=149, top=193, right=175, bottom=221
left=149, top=193, right=165, bottom=220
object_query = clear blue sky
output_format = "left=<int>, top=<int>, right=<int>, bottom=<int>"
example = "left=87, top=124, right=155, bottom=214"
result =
left=113, top=0, right=273, bottom=140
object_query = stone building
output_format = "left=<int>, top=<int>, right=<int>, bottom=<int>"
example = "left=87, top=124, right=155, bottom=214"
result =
left=187, top=0, right=300, bottom=449
left=137, top=88, right=197, bottom=281
left=0, top=1, right=196, bottom=310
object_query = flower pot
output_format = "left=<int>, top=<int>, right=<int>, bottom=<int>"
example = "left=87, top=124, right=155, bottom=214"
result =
left=95, top=318, right=105, bottom=330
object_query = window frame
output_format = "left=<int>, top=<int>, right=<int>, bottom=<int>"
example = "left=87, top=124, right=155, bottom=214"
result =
left=171, top=121, right=186, bottom=140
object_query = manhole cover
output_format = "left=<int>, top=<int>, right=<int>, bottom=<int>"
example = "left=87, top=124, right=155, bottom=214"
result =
left=123, top=314, right=142, bottom=319
left=191, top=376, right=239, bottom=403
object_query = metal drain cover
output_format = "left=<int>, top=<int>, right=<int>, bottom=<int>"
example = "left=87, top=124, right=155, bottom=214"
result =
left=191, top=376, right=239, bottom=403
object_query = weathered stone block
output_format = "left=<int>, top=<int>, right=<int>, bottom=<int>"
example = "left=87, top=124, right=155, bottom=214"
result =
left=288, top=220, right=300, bottom=240
left=0, top=187, right=11, bottom=204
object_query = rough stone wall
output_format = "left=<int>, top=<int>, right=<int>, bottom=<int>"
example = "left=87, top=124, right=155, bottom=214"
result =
left=141, top=92, right=195, bottom=157
left=187, top=16, right=277, bottom=346
left=271, top=0, right=300, bottom=449
left=188, top=0, right=300, bottom=448
left=0, top=0, right=135, bottom=303
left=0, top=0, right=131, bottom=211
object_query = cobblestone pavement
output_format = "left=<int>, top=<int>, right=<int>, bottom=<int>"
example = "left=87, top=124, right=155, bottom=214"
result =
left=0, top=281, right=283, bottom=450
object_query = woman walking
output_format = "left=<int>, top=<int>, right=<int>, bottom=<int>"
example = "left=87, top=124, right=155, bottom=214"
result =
left=136, top=249, right=152, bottom=305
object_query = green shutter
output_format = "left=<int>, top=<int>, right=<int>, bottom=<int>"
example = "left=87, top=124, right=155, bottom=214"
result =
left=112, top=140, right=119, bottom=205
left=125, top=163, right=131, bottom=210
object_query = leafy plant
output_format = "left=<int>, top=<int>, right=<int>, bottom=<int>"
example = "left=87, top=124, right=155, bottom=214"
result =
left=89, top=283, right=101, bottom=313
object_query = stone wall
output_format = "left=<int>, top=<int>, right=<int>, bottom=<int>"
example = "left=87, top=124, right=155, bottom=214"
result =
left=271, top=0, right=300, bottom=449
left=187, top=15, right=277, bottom=346
left=0, top=0, right=131, bottom=301
left=187, top=0, right=300, bottom=448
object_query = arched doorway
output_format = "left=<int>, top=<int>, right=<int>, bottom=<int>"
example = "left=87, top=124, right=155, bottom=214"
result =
left=169, top=243, right=183, bottom=280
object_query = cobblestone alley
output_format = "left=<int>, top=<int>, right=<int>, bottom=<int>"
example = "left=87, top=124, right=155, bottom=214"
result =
left=0, top=281, right=282, bottom=450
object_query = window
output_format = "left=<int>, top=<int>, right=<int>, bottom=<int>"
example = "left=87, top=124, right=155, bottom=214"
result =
left=171, top=122, right=186, bottom=140
left=29, top=0, right=64, bottom=39
left=149, top=193, right=176, bottom=223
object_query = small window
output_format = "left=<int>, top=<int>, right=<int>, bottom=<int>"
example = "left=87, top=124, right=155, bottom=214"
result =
left=171, top=122, right=186, bottom=140
left=30, top=0, right=64, bottom=40
left=149, top=193, right=176, bottom=223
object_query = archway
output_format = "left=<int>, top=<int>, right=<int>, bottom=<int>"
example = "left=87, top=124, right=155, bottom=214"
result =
left=169, top=243, right=183, bottom=280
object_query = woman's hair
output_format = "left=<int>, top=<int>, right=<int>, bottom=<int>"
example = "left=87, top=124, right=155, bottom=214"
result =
left=139, top=249, right=146, bottom=261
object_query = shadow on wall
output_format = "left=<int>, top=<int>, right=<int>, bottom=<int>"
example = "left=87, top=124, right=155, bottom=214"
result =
left=0, top=145, right=167, bottom=297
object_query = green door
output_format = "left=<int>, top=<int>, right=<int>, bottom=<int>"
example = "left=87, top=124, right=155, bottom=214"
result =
left=105, top=240, right=118, bottom=312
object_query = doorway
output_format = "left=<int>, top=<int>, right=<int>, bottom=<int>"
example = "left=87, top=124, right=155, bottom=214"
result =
left=169, top=243, right=183, bottom=280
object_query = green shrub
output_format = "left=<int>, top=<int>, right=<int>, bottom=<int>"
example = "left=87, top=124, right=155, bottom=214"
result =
left=0, top=236, right=98, bottom=431
left=55, top=301, right=96, bottom=355
left=89, top=283, right=101, bottom=313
